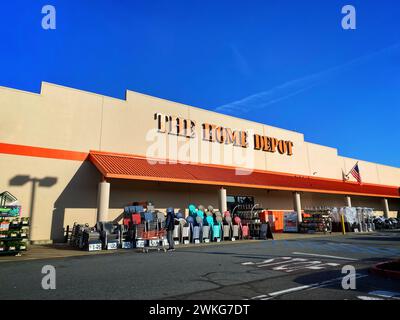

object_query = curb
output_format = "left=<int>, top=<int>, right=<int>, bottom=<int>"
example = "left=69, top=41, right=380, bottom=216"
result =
left=369, top=260, right=400, bottom=280
left=0, top=232, right=360, bottom=263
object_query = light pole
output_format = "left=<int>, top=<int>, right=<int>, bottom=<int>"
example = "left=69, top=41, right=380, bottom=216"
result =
left=9, top=175, right=57, bottom=242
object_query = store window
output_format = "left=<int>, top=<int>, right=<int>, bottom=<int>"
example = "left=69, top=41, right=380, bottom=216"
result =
left=227, top=195, right=255, bottom=213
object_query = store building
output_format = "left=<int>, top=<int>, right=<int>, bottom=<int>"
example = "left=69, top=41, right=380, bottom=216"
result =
left=0, top=82, right=399, bottom=243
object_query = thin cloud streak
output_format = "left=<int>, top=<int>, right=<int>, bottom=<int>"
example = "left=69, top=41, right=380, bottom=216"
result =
left=215, top=43, right=400, bottom=114
left=231, top=44, right=251, bottom=77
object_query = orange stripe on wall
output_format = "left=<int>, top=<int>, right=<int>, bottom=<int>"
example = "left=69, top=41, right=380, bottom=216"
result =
left=1, top=143, right=399, bottom=199
left=0, top=142, right=88, bottom=161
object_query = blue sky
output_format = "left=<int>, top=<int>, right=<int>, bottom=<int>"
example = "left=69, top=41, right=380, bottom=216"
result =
left=1, top=0, right=399, bottom=167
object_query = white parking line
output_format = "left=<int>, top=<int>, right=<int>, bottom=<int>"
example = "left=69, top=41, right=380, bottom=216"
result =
left=268, top=285, right=312, bottom=296
left=369, top=290, right=400, bottom=299
left=248, top=274, right=368, bottom=300
left=357, top=296, right=384, bottom=300
left=250, top=294, right=268, bottom=300
left=292, top=252, right=358, bottom=261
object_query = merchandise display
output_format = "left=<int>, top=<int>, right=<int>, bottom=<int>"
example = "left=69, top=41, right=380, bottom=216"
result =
left=336, top=207, right=375, bottom=232
left=232, top=225, right=240, bottom=239
left=195, top=216, right=203, bottom=225
left=373, top=216, right=399, bottom=230
left=301, top=206, right=377, bottom=233
left=259, top=223, right=268, bottom=239
left=96, top=221, right=121, bottom=250
left=197, top=210, right=205, bottom=219
left=188, top=204, right=197, bottom=215
left=173, top=223, right=180, bottom=242
left=223, top=224, right=231, bottom=240
left=300, top=209, right=332, bottom=234
left=186, top=203, right=242, bottom=243
left=69, top=223, right=102, bottom=251
left=233, top=204, right=273, bottom=239
left=355, top=207, right=375, bottom=232
left=64, top=200, right=388, bottom=254
left=69, top=201, right=169, bottom=252
left=0, top=191, right=29, bottom=256
left=181, top=225, right=191, bottom=244
left=186, top=215, right=194, bottom=225
left=66, top=201, right=276, bottom=254
left=212, top=224, right=222, bottom=241
left=234, top=216, right=241, bottom=225
left=205, top=215, right=214, bottom=227
left=241, top=225, right=249, bottom=239
left=193, top=225, right=201, bottom=242
left=202, top=225, right=210, bottom=242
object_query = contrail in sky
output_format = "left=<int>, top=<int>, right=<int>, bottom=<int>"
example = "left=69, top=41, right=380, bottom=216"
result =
left=215, top=43, right=400, bottom=114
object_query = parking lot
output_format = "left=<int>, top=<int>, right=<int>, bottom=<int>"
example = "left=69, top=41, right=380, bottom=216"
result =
left=0, top=230, right=399, bottom=300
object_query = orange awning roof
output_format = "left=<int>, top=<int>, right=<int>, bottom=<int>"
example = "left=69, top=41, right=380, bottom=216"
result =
left=89, top=151, right=400, bottom=198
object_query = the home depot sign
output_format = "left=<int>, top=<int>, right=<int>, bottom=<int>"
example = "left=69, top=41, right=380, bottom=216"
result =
left=154, top=113, right=294, bottom=156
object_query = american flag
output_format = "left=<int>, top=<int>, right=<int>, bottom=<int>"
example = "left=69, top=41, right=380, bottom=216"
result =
left=350, top=162, right=362, bottom=183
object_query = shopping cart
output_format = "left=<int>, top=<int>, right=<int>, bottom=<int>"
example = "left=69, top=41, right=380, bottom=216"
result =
left=136, top=228, right=167, bottom=253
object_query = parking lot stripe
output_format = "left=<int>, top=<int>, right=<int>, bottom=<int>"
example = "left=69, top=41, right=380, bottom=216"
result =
left=268, top=285, right=312, bottom=296
left=368, top=290, right=400, bottom=299
left=357, top=296, right=384, bottom=300
left=292, top=252, right=358, bottom=261
left=249, top=274, right=368, bottom=300
left=251, top=294, right=268, bottom=299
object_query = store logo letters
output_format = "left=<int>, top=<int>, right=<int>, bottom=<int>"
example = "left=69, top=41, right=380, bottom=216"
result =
left=154, top=113, right=294, bottom=156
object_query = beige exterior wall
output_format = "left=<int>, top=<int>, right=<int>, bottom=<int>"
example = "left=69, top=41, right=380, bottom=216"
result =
left=306, top=143, right=342, bottom=180
left=1, top=82, right=399, bottom=185
left=376, top=163, right=400, bottom=187
left=0, top=154, right=100, bottom=242
left=0, top=82, right=399, bottom=241
left=0, top=84, right=103, bottom=152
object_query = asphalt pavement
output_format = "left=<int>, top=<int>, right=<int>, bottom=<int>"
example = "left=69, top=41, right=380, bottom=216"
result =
left=0, top=230, right=399, bottom=300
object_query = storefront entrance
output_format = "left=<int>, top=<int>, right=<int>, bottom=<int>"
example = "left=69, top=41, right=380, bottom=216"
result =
left=227, top=195, right=255, bottom=213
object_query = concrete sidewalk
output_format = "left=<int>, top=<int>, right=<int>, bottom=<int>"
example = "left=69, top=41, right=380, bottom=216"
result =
left=0, top=231, right=349, bottom=263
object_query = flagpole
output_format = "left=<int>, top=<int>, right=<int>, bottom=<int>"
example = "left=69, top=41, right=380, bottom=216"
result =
left=342, top=169, right=349, bottom=181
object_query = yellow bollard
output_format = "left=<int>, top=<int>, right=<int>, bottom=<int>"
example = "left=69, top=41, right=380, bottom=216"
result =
left=341, top=214, right=346, bottom=235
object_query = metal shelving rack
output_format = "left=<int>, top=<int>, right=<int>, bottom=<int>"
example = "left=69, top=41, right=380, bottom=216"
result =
left=0, top=191, right=29, bottom=256
left=300, top=208, right=332, bottom=234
